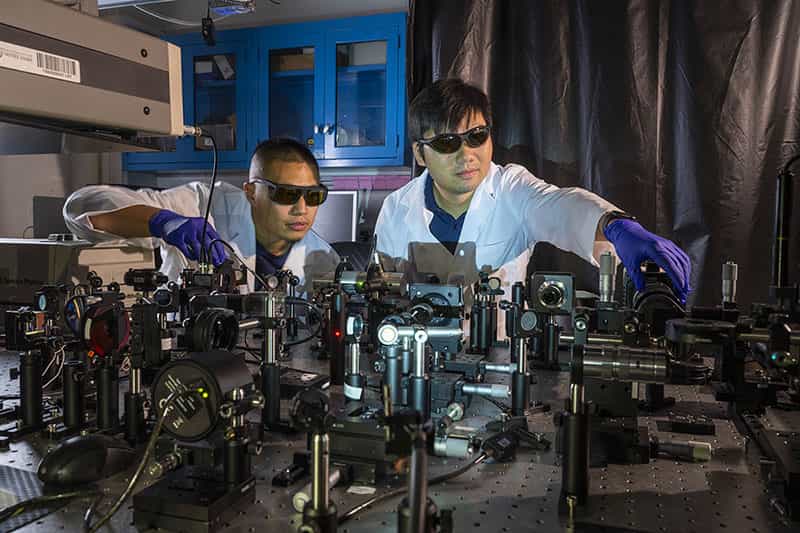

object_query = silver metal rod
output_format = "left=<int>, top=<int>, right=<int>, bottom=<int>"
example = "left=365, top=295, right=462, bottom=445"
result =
left=239, top=318, right=261, bottom=331
left=560, top=334, right=624, bottom=345
left=599, top=252, right=616, bottom=303
left=722, top=261, right=738, bottom=304
left=130, top=367, right=141, bottom=395
left=293, top=468, right=341, bottom=513
left=483, top=362, right=515, bottom=374
left=413, top=329, right=428, bottom=378
left=311, top=433, right=330, bottom=512
left=739, top=332, right=800, bottom=344
left=265, top=294, right=277, bottom=365
left=461, top=382, right=511, bottom=399
left=569, top=383, right=584, bottom=414
left=349, top=343, right=360, bottom=375
left=517, top=338, right=527, bottom=374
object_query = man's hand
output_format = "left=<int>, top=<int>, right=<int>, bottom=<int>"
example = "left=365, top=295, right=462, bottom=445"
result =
left=603, top=219, right=691, bottom=303
left=148, top=209, right=228, bottom=266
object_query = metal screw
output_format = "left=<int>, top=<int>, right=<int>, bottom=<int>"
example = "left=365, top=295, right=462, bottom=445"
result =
left=624, top=323, right=636, bottom=334
left=143, top=106, right=150, bottom=115
left=141, top=49, right=148, bottom=58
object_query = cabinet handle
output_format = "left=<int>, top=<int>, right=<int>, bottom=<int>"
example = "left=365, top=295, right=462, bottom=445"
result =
left=313, top=124, right=320, bottom=135
left=322, top=124, right=334, bottom=135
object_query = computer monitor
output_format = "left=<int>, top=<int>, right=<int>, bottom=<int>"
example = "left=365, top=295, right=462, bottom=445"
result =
left=311, top=190, right=357, bottom=243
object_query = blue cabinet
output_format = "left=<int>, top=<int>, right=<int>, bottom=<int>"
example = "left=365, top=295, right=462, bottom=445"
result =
left=259, top=14, right=406, bottom=167
left=125, top=30, right=257, bottom=171
left=125, top=13, right=406, bottom=172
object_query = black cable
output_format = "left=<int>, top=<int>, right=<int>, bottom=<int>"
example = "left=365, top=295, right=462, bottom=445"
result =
left=207, top=237, right=269, bottom=290
left=82, top=493, right=104, bottom=532
left=83, top=389, right=201, bottom=533
left=283, top=299, right=323, bottom=346
left=484, top=395, right=512, bottom=415
left=339, top=452, right=488, bottom=524
left=199, top=133, right=218, bottom=265
left=0, top=489, right=99, bottom=525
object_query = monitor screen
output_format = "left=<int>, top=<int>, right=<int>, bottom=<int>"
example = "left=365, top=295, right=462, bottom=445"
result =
left=311, top=191, right=357, bottom=243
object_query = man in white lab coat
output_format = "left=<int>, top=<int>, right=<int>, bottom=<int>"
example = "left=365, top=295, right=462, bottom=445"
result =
left=63, top=138, right=340, bottom=292
left=375, top=79, right=691, bottom=307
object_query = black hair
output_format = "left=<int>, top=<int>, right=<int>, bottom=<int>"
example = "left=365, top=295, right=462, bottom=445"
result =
left=408, top=78, right=492, bottom=142
left=251, top=138, right=320, bottom=183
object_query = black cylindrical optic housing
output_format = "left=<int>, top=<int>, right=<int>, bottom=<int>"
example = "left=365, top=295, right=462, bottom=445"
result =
left=124, top=392, right=145, bottom=444
left=384, top=345, right=403, bottom=406
left=511, top=371, right=530, bottom=417
left=262, top=362, right=281, bottom=430
left=561, top=410, right=589, bottom=505
left=62, top=360, right=84, bottom=429
left=95, top=361, right=119, bottom=431
left=152, top=350, right=254, bottom=441
left=20, top=351, right=43, bottom=429
left=408, top=376, right=430, bottom=419
left=328, top=292, right=347, bottom=385
left=224, top=437, right=251, bottom=487
left=544, top=321, right=560, bottom=367
left=469, top=302, right=491, bottom=354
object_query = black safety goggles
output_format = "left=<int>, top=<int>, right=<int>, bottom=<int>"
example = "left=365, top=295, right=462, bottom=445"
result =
left=251, top=178, right=328, bottom=206
left=417, top=125, right=491, bottom=154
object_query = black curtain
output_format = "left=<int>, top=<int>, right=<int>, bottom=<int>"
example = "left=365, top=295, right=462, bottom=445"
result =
left=410, top=0, right=800, bottom=308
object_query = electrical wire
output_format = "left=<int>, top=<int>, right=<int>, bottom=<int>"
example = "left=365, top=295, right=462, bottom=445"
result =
left=41, top=344, right=62, bottom=378
left=0, top=489, right=99, bottom=525
left=283, top=299, right=323, bottom=346
left=207, top=238, right=269, bottom=290
left=83, top=389, right=201, bottom=533
left=42, top=348, right=65, bottom=390
left=200, top=134, right=218, bottom=266
left=133, top=5, right=232, bottom=27
left=339, top=452, right=488, bottom=524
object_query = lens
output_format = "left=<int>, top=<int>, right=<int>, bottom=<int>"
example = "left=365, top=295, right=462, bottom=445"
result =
left=538, top=282, right=565, bottom=308
left=270, top=186, right=303, bottom=205
left=465, top=127, right=490, bottom=147
left=429, top=134, right=462, bottom=154
left=305, top=188, right=327, bottom=206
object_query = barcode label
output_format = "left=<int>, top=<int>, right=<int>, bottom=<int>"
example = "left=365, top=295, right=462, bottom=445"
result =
left=35, top=52, right=78, bottom=78
left=0, top=40, right=81, bottom=83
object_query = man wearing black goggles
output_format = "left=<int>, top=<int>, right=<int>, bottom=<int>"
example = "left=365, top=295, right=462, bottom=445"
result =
left=64, top=138, right=340, bottom=293
left=375, top=79, right=692, bottom=327
left=248, top=178, right=329, bottom=207
left=416, top=125, right=491, bottom=155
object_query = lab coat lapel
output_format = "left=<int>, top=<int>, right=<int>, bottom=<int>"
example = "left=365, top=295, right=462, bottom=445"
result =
left=401, top=175, right=434, bottom=238
left=457, top=164, right=499, bottom=247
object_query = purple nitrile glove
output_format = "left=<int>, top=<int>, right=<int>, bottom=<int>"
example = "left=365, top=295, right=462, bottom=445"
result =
left=148, top=209, right=228, bottom=266
left=603, top=219, right=691, bottom=304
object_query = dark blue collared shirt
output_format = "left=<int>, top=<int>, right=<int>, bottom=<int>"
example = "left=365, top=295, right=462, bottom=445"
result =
left=255, top=241, right=291, bottom=289
left=424, top=175, right=466, bottom=254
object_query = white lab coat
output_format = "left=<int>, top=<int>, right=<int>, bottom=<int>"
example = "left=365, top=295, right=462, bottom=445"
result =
left=62, top=181, right=340, bottom=293
left=375, top=162, right=619, bottom=335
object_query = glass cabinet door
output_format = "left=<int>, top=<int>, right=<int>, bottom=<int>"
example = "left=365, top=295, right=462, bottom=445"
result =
left=192, top=52, right=239, bottom=152
left=323, top=30, right=400, bottom=160
left=267, top=46, right=321, bottom=158
left=177, top=40, right=252, bottom=166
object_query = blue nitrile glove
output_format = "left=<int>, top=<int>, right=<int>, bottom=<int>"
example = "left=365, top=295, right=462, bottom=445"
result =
left=603, top=219, right=691, bottom=303
left=148, top=209, right=228, bottom=266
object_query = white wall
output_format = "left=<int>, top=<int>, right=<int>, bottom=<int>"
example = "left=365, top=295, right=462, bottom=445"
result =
left=0, top=153, right=122, bottom=237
